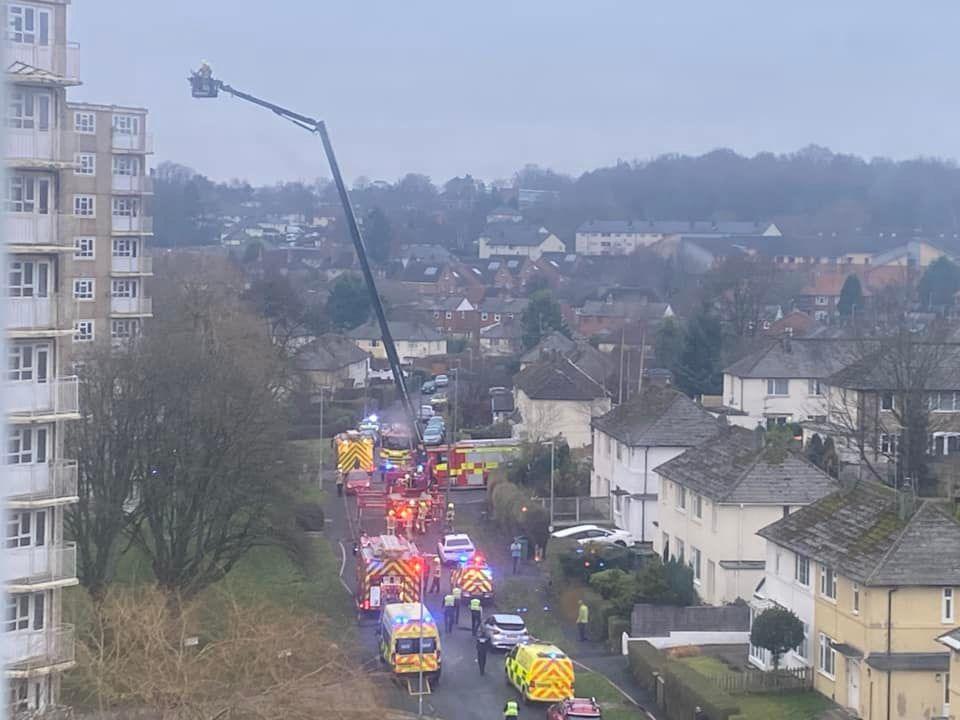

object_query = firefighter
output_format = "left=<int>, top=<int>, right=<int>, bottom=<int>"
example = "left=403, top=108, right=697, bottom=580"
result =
left=503, top=699, right=519, bottom=718
left=429, top=556, right=442, bottom=594
left=445, top=502, right=455, bottom=531
left=335, top=471, right=344, bottom=497
left=452, top=585, right=463, bottom=626
left=385, top=509, right=396, bottom=536
left=416, top=499, right=429, bottom=534
left=396, top=509, right=408, bottom=538
left=469, top=596, right=482, bottom=634
left=443, top=592, right=456, bottom=634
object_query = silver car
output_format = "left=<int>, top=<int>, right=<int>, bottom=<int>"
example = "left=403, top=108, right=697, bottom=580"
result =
left=481, top=613, right=530, bottom=649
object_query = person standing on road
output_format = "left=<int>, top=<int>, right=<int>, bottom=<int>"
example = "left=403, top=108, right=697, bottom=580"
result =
left=452, top=585, right=463, bottom=626
left=503, top=699, right=519, bottom=718
left=443, top=593, right=455, bottom=634
left=510, top=538, right=522, bottom=574
left=385, top=510, right=396, bottom=536
left=335, top=471, right=344, bottom=497
left=445, top=502, right=455, bottom=531
left=475, top=632, right=490, bottom=675
left=429, top=556, right=442, bottom=594
left=577, top=600, right=589, bottom=641
left=469, top=597, right=483, bottom=634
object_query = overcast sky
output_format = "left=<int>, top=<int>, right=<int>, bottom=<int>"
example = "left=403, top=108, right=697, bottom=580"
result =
left=70, top=1, right=960, bottom=186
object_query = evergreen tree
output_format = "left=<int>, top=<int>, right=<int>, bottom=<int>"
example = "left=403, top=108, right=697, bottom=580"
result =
left=364, top=207, right=393, bottom=265
left=327, top=274, right=371, bottom=330
left=837, top=274, right=864, bottom=318
left=676, top=306, right=722, bottom=396
left=750, top=607, right=805, bottom=670
left=520, top=289, right=569, bottom=349
left=918, top=257, right=960, bottom=309
left=806, top=433, right=825, bottom=469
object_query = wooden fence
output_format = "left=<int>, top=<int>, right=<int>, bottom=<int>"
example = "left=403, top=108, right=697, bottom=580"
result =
left=706, top=666, right=813, bottom=694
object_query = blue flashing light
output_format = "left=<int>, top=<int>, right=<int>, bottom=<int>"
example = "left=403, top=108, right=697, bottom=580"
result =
left=417, top=465, right=423, bottom=473
left=543, top=606, right=550, bottom=612
left=458, top=554, right=468, bottom=563
left=575, top=547, right=584, bottom=555
left=369, top=414, right=378, bottom=422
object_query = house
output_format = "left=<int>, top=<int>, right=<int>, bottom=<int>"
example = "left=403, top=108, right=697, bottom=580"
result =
left=512, top=359, right=611, bottom=448
left=478, top=224, right=565, bottom=260
left=520, top=331, right=614, bottom=388
left=722, top=337, right=855, bottom=429
left=399, top=261, right=464, bottom=296
left=575, top=297, right=674, bottom=338
left=480, top=320, right=523, bottom=357
left=654, top=426, right=838, bottom=605
left=575, top=220, right=781, bottom=256
left=486, top=206, right=524, bottom=224
left=346, top=321, right=447, bottom=363
left=423, top=297, right=478, bottom=339
left=590, top=386, right=720, bottom=543
left=935, top=628, right=960, bottom=715
left=764, top=310, right=818, bottom=338
left=796, top=266, right=913, bottom=321
left=756, top=482, right=960, bottom=720
left=477, top=297, right=527, bottom=330
left=295, top=334, right=370, bottom=388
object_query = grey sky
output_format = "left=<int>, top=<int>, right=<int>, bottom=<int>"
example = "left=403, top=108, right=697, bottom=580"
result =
left=71, top=1, right=960, bottom=186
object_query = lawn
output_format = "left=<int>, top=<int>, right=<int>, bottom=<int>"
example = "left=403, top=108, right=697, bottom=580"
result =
left=496, top=577, right=568, bottom=647
left=575, top=670, right=646, bottom=720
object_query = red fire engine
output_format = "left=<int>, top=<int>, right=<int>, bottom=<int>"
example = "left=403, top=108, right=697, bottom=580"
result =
left=355, top=534, right=424, bottom=612
left=426, top=439, right=521, bottom=489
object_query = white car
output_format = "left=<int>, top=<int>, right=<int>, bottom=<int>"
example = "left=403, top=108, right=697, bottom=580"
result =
left=550, top=524, right=635, bottom=547
left=437, top=533, right=476, bottom=564
left=434, top=374, right=449, bottom=387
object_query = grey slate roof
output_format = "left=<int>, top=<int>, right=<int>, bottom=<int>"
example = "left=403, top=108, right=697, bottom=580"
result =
left=828, top=343, right=960, bottom=391
left=514, top=358, right=607, bottom=401
left=520, top=332, right=577, bottom=364
left=577, top=219, right=773, bottom=236
left=724, top=338, right=857, bottom=379
left=295, top=334, right=369, bottom=372
left=400, top=261, right=453, bottom=283
left=579, top=299, right=671, bottom=322
left=936, top=628, right=960, bottom=651
left=865, top=653, right=950, bottom=672
left=346, top=320, right=444, bottom=342
left=480, top=224, right=554, bottom=247
left=654, top=426, right=838, bottom=505
left=757, top=481, right=960, bottom=586
left=591, top=385, right=719, bottom=448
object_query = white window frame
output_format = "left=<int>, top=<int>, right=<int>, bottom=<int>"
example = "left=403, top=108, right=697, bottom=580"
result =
left=6, top=427, right=46, bottom=465
left=7, top=4, right=50, bottom=46
left=881, top=392, right=894, bottom=411
left=676, top=485, right=687, bottom=511
left=72, top=278, right=94, bottom=301
left=7, top=88, right=50, bottom=131
left=5, top=594, right=30, bottom=632
left=110, top=319, right=138, bottom=340
left=766, top=378, right=789, bottom=396
left=74, top=236, right=95, bottom=260
left=73, top=320, right=94, bottom=343
left=691, top=546, right=701, bottom=583
left=818, top=633, right=836, bottom=678
left=815, top=296, right=828, bottom=306
left=74, top=111, right=95, bottom=134
left=112, top=114, right=140, bottom=135
left=444, top=311, right=452, bottom=320
left=111, top=279, right=138, bottom=298
left=852, top=583, right=860, bottom=615
left=796, top=622, right=809, bottom=661
left=112, top=238, right=138, bottom=258
left=480, top=312, right=488, bottom=321
left=111, top=196, right=139, bottom=218
left=8, top=342, right=48, bottom=383
left=795, top=554, right=811, bottom=586
left=73, top=194, right=95, bottom=217
left=112, top=155, right=139, bottom=176
left=675, top=538, right=685, bottom=564
left=808, top=379, right=822, bottom=396
left=8, top=260, right=49, bottom=298
left=74, top=153, right=96, bottom=176
left=693, top=493, right=703, bottom=520
left=820, top=565, right=837, bottom=601
left=944, top=588, right=955, bottom=624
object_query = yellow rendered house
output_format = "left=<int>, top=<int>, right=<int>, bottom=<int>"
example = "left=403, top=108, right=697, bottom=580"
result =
left=937, top=628, right=959, bottom=719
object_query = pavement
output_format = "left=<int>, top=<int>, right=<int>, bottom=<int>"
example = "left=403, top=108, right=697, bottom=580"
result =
left=323, top=459, right=658, bottom=720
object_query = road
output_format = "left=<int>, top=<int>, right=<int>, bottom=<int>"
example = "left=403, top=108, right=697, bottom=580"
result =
left=325, top=471, right=542, bottom=720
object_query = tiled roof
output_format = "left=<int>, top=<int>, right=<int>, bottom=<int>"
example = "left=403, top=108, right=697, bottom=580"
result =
left=758, top=481, right=960, bottom=586
left=400, top=261, right=450, bottom=283
left=480, top=224, right=554, bottom=247
left=724, top=338, right=856, bottom=379
left=577, top=220, right=772, bottom=236
left=827, top=342, right=960, bottom=391
left=520, top=332, right=577, bottom=363
left=295, top=334, right=369, bottom=372
left=514, top=358, right=607, bottom=401
left=592, top=386, right=719, bottom=448
left=478, top=297, right=527, bottom=314
left=481, top=321, right=522, bottom=340
left=579, top=299, right=671, bottom=321
left=347, top=320, right=444, bottom=342
left=655, top=426, right=838, bottom=505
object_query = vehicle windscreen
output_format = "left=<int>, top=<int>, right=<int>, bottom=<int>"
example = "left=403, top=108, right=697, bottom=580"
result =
left=382, top=434, right=411, bottom=450
left=447, top=539, right=471, bottom=547
left=395, top=637, right=437, bottom=654
left=493, top=620, right=525, bottom=631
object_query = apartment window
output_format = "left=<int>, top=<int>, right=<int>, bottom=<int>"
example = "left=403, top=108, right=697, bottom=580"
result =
left=111, top=319, right=139, bottom=339
left=73, top=278, right=94, bottom=301
left=820, top=566, right=837, bottom=600
left=5, top=595, right=29, bottom=632
left=675, top=539, right=685, bottom=563
left=852, top=583, right=860, bottom=614
left=5, top=510, right=44, bottom=549
left=7, top=88, right=50, bottom=130
left=480, top=312, right=488, bottom=321
left=808, top=379, right=822, bottom=396
left=74, top=153, right=96, bottom=176
left=112, top=196, right=139, bottom=217
left=112, top=155, right=139, bottom=176
left=7, top=5, right=50, bottom=45
left=112, top=279, right=138, bottom=298
left=8, top=343, right=47, bottom=382
left=74, top=236, right=95, bottom=259
left=767, top=378, right=789, bottom=396
left=113, top=114, right=140, bottom=135
left=8, top=260, right=49, bottom=298
left=944, top=588, right=955, bottom=623
left=6, top=427, right=46, bottom=465
left=676, top=485, right=687, bottom=511
left=691, top=546, right=702, bottom=582
left=693, top=493, right=703, bottom=520
left=818, top=634, right=836, bottom=677
left=795, top=554, right=811, bottom=586
left=881, top=392, right=894, bottom=410
left=73, top=320, right=94, bottom=342
left=73, top=194, right=95, bottom=217
left=74, top=111, right=96, bottom=134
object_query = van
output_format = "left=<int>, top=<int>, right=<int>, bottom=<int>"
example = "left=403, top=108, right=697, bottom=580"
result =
left=378, top=602, right=442, bottom=686
left=504, top=642, right=574, bottom=703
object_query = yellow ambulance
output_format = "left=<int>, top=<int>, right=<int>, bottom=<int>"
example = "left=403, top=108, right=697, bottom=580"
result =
left=378, top=602, right=442, bottom=686
left=504, top=642, right=575, bottom=703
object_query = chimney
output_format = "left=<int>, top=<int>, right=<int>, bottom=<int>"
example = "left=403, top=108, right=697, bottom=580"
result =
left=753, top=423, right=767, bottom=451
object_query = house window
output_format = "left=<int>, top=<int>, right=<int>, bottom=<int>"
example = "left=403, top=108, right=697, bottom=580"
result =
left=74, top=153, right=96, bottom=176
left=814, top=311, right=828, bottom=322
left=74, top=111, right=95, bottom=134
left=691, top=546, right=701, bottom=582
left=661, top=532, right=670, bottom=561
left=676, top=486, right=687, bottom=511
left=693, top=493, right=703, bottom=519
left=112, top=196, right=139, bottom=217
left=111, top=279, right=138, bottom=298
left=929, top=391, right=960, bottom=412
left=944, top=588, right=955, bottom=623
left=766, top=378, right=789, bottom=396
left=433, top=311, right=439, bottom=319
left=881, top=392, right=894, bottom=410
left=605, top=435, right=611, bottom=457
left=880, top=433, right=899, bottom=455
left=494, top=313, right=501, bottom=321
left=796, top=622, right=809, bottom=660
left=74, top=236, right=95, bottom=259
left=73, top=194, right=95, bottom=217
left=112, top=155, right=139, bottom=176
left=616, top=442, right=622, bottom=461
left=112, top=238, right=138, bottom=257
left=73, top=320, right=94, bottom=342
left=775, top=551, right=781, bottom=576
left=675, top=539, right=685, bottom=563
left=852, top=583, right=860, bottom=614
left=820, top=566, right=837, bottom=600
left=815, top=296, right=828, bottom=306
left=795, top=555, right=810, bottom=586
left=73, top=278, right=94, bottom=301
left=808, top=379, right=822, bottom=396
left=111, top=319, right=138, bottom=339
left=112, top=114, right=140, bottom=135
left=6, top=427, right=46, bottom=465
left=818, top=633, right=836, bottom=678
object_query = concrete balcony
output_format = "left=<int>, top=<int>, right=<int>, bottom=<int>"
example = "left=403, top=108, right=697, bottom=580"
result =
left=7, top=41, right=80, bottom=80
left=6, top=295, right=69, bottom=333
left=5, top=213, right=63, bottom=249
left=7, top=461, right=78, bottom=505
left=6, top=376, right=79, bottom=419
left=111, top=214, right=153, bottom=234
left=111, top=131, right=154, bottom=154
left=110, top=296, right=152, bottom=316
left=110, top=254, right=153, bottom=275
left=111, top=174, right=154, bottom=194
left=6, top=625, right=75, bottom=674
left=6, top=128, right=59, bottom=166
left=7, top=544, right=77, bottom=590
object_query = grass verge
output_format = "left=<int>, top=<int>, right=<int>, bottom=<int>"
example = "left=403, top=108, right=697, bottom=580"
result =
left=575, top=670, right=645, bottom=719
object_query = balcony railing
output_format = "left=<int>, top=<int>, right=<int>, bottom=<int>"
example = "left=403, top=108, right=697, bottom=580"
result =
left=6, top=376, right=79, bottom=417
left=111, top=131, right=154, bottom=154
left=8, top=544, right=77, bottom=587
left=110, top=254, right=153, bottom=275
left=6, top=295, right=69, bottom=332
left=110, top=296, right=152, bottom=316
left=7, top=460, right=78, bottom=502
left=7, top=41, right=79, bottom=79
left=111, top=214, right=153, bottom=234
left=111, top=174, right=154, bottom=194
left=5, top=213, right=62, bottom=247
left=6, top=625, right=75, bottom=671
left=6, top=128, right=59, bottom=164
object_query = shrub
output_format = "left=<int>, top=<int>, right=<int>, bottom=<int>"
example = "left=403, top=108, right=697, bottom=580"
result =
left=489, top=479, right=550, bottom=552
left=607, top=615, right=630, bottom=653
left=636, top=557, right=697, bottom=606
left=557, top=542, right=637, bottom=583
left=662, top=659, right=741, bottom=720
left=627, top=640, right=667, bottom=692
left=589, top=568, right=641, bottom=617
left=750, top=606, right=805, bottom=670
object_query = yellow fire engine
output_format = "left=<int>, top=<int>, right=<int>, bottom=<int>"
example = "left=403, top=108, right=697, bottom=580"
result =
left=450, top=552, right=494, bottom=603
left=356, top=534, right=423, bottom=612
left=336, top=430, right=375, bottom=473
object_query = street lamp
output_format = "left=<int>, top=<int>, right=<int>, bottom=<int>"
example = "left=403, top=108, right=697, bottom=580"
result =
left=543, top=439, right=556, bottom=531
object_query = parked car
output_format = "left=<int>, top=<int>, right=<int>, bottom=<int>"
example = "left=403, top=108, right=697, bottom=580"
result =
left=419, top=405, right=435, bottom=420
left=550, top=524, right=635, bottom=547
left=430, top=391, right=448, bottom=407
left=423, top=427, right=444, bottom=445
left=437, top=533, right=476, bottom=564
left=547, top=698, right=602, bottom=719
left=426, top=418, right=445, bottom=433
left=434, top=374, right=449, bottom=387
left=481, top=614, right=530, bottom=649
left=344, top=469, right=372, bottom=495
left=421, top=380, right=436, bottom=395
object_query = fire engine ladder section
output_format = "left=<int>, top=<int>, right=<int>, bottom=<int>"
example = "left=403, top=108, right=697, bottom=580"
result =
left=188, top=72, right=423, bottom=450
left=356, top=488, right=386, bottom=523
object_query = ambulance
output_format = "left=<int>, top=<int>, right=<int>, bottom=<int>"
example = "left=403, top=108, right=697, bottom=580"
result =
left=504, top=643, right=575, bottom=704
left=378, top=602, right=442, bottom=686
left=450, top=552, right=494, bottom=603
left=355, top=534, right=423, bottom=612
left=335, top=430, right=375, bottom=473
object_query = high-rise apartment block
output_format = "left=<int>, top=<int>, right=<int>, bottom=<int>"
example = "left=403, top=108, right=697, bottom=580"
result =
left=5, top=1, right=152, bottom=714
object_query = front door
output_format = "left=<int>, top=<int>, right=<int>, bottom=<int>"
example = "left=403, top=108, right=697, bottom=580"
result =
left=846, top=658, right=860, bottom=713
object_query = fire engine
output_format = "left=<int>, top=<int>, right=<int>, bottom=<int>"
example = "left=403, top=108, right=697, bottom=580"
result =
left=355, top=534, right=424, bottom=612
left=380, top=424, right=414, bottom=464
left=450, top=551, right=494, bottom=603
left=335, top=431, right=375, bottom=473
left=426, top=438, right=521, bottom=489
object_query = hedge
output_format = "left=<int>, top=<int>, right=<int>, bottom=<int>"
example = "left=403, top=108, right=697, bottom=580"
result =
left=607, top=615, right=630, bottom=653
left=488, top=479, right=550, bottom=551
